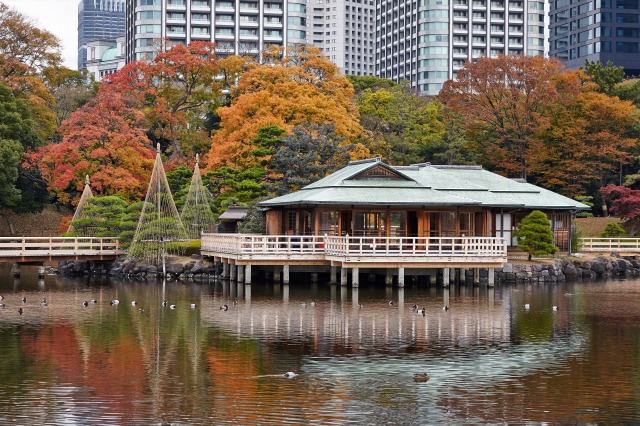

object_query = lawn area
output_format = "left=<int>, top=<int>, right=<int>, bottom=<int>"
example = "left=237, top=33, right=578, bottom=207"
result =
left=575, top=217, right=624, bottom=238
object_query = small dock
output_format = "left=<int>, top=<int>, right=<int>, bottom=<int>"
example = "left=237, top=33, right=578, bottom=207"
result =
left=0, top=237, right=122, bottom=263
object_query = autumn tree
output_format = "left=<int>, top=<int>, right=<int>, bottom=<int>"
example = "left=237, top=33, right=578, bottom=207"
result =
left=513, top=210, right=558, bottom=260
left=29, top=90, right=155, bottom=204
left=105, top=41, right=224, bottom=159
left=357, top=80, right=445, bottom=165
left=0, top=3, right=60, bottom=141
left=601, top=185, right=640, bottom=235
left=440, top=55, right=567, bottom=179
left=203, top=45, right=364, bottom=170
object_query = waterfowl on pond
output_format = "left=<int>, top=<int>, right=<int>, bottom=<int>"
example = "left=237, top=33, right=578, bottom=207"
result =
left=310, top=301, right=317, bottom=306
left=139, top=308, right=145, bottom=313
left=413, top=373, right=430, bottom=382
left=91, top=299, right=97, bottom=304
left=358, top=304, right=363, bottom=309
left=162, top=300, right=168, bottom=307
left=190, top=304, right=196, bottom=309
left=524, top=304, right=531, bottom=309
left=131, top=301, right=138, bottom=306
left=169, top=304, right=176, bottom=310
left=0, top=295, right=4, bottom=301
left=283, top=368, right=298, bottom=378
left=442, top=306, right=449, bottom=311
left=220, top=304, right=229, bottom=311
left=0, top=304, right=5, bottom=308
left=417, top=308, right=426, bottom=315
left=110, top=299, right=120, bottom=305
left=233, top=300, right=238, bottom=306
left=411, top=304, right=418, bottom=310
left=552, top=306, right=559, bottom=311
left=40, top=299, right=47, bottom=307
left=18, top=308, right=23, bottom=315
left=22, top=297, right=26, bottom=304
left=82, top=301, right=89, bottom=307
left=388, top=300, right=394, bottom=306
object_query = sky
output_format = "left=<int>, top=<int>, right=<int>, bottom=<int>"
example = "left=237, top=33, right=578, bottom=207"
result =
left=4, top=0, right=79, bottom=69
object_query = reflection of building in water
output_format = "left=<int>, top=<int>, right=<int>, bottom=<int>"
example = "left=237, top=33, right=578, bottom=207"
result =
left=200, top=286, right=513, bottom=353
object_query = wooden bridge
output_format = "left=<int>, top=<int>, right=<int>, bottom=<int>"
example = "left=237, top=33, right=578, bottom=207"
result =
left=0, top=237, right=122, bottom=263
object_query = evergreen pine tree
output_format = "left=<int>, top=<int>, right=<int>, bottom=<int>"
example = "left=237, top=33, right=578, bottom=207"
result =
left=513, top=210, right=559, bottom=260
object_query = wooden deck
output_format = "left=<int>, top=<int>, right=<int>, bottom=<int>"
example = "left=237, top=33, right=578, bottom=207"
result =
left=0, top=237, right=122, bottom=262
left=201, top=234, right=508, bottom=268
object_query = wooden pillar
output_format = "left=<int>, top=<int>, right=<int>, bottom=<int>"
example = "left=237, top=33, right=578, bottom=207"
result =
left=340, top=267, right=348, bottom=286
left=237, top=265, right=245, bottom=283
left=488, top=267, right=495, bottom=287
left=283, top=264, right=290, bottom=285
left=449, top=268, right=455, bottom=285
left=245, top=264, right=252, bottom=284
left=460, top=267, right=467, bottom=285
left=397, top=267, right=405, bottom=288
left=274, top=268, right=281, bottom=283
left=221, top=262, right=229, bottom=279
left=229, top=264, right=237, bottom=281
left=442, top=267, right=450, bottom=287
left=12, top=263, right=20, bottom=278
left=330, top=266, right=337, bottom=284
left=352, top=267, right=359, bottom=288
left=429, top=269, right=436, bottom=285
left=385, top=269, right=393, bottom=286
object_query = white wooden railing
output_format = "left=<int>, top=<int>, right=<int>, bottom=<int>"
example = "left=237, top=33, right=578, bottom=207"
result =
left=0, top=237, right=120, bottom=258
left=324, top=236, right=507, bottom=257
left=580, top=238, right=640, bottom=253
left=201, top=234, right=507, bottom=259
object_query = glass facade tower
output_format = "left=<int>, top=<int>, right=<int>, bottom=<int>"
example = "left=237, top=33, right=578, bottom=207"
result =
left=78, top=0, right=126, bottom=70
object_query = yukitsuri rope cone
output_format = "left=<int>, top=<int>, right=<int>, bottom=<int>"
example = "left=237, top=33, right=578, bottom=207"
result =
left=67, top=175, right=94, bottom=235
left=180, top=154, right=216, bottom=239
left=129, top=144, right=188, bottom=266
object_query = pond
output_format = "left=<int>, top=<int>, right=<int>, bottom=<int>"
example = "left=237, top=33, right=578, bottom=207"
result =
left=0, top=264, right=639, bottom=424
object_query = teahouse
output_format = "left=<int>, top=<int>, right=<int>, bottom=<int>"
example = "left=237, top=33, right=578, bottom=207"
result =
left=201, top=158, right=589, bottom=286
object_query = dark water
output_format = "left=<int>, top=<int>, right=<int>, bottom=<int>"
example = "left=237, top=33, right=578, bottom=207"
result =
left=1, top=264, right=640, bottom=424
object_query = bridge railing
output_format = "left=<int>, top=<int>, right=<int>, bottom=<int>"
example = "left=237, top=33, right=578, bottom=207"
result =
left=0, top=237, right=120, bottom=257
left=580, top=237, right=640, bottom=252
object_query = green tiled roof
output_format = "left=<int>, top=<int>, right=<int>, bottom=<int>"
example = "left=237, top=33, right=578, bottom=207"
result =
left=259, top=159, right=590, bottom=211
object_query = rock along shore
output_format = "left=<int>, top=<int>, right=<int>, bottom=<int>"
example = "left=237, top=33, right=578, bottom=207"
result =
left=50, top=254, right=640, bottom=284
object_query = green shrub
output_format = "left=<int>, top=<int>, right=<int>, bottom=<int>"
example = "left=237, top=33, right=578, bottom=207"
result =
left=600, top=221, right=626, bottom=238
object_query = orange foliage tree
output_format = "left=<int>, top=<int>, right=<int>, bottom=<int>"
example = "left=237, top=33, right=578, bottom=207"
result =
left=104, top=41, right=226, bottom=160
left=203, top=45, right=364, bottom=170
left=440, top=55, right=567, bottom=180
left=28, top=91, right=155, bottom=204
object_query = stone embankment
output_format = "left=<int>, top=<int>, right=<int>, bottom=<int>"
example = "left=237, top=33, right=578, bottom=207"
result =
left=54, top=254, right=219, bottom=280
left=495, top=255, right=640, bottom=283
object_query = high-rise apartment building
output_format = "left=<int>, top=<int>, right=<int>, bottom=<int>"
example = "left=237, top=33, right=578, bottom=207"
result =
left=376, top=0, right=547, bottom=95
left=78, top=0, right=126, bottom=70
left=549, top=0, right=640, bottom=74
left=306, top=0, right=376, bottom=76
left=125, top=0, right=287, bottom=63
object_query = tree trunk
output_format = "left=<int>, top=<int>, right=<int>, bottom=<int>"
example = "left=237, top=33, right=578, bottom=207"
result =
left=0, top=211, right=15, bottom=235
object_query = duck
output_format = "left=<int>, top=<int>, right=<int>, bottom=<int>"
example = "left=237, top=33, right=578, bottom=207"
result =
left=0, top=295, right=4, bottom=301
left=18, top=307, right=23, bottom=315
left=131, top=301, right=138, bottom=306
left=162, top=300, right=168, bottom=307
left=0, top=303, right=5, bottom=308
left=40, top=299, right=47, bottom=307
left=442, top=306, right=449, bottom=312
left=388, top=300, right=394, bottom=306
left=552, top=306, right=559, bottom=312
left=22, top=297, right=26, bottom=304
left=82, top=301, right=89, bottom=307
left=110, top=299, right=120, bottom=305
left=413, top=373, right=430, bottom=383
left=283, top=368, right=298, bottom=378
left=169, top=304, right=176, bottom=310
left=310, top=300, right=317, bottom=307
left=139, top=308, right=145, bottom=313
left=524, top=303, right=531, bottom=309
left=220, top=304, right=229, bottom=311
left=232, top=300, right=238, bottom=306
left=190, top=303, right=197, bottom=309
left=411, top=304, right=418, bottom=310
left=90, top=299, right=97, bottom=304
left=358, top=304, right=363, bottom=309
left=417, top=308, right=426, bottom=315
